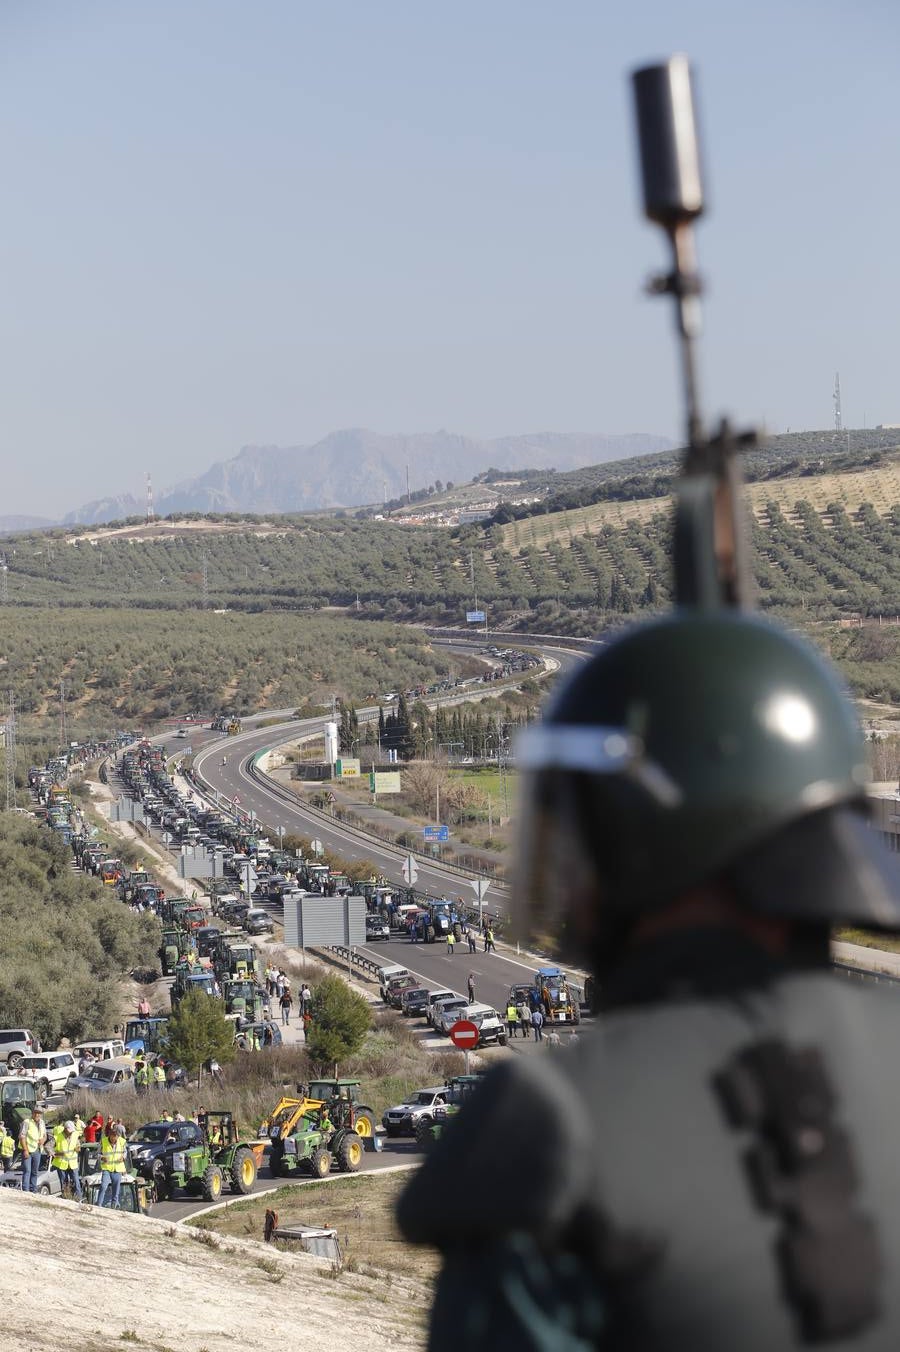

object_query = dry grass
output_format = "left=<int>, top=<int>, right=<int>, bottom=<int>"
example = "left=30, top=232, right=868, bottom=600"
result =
left=190, top=1170, right=439, bottom=1285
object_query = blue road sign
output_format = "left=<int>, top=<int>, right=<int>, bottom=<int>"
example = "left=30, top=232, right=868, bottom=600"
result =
left=466, top=610, right=486, bottom=623
left=423, top=825, right=450, bottom=842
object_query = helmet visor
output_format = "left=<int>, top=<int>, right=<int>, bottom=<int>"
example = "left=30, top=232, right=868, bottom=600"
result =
left=512, top=724, right=683, bottom=965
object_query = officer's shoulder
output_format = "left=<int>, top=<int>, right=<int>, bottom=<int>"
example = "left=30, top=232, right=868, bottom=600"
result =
left=397, top=1054, right=592, bottom=1246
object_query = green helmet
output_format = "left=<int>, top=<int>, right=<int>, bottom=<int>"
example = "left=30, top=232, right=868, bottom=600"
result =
left=515, top=610, right=900, bottom=965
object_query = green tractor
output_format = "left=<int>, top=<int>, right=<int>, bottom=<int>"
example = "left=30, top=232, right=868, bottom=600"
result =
left=164, top=1111, right=259, bottom=1202
left=279, top=1111, right=364, bottom=1178
left=222, top=977, right=268, bottom=1023
left=305, top=1079, right=377, bottom=1140
left=83, top=1173, right=153, bottom=1214
left=159, top=927, right=193, bottom=975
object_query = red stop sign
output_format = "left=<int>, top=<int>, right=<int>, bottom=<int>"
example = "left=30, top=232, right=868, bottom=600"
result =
left=449, top=1018, right=479, bottom=1049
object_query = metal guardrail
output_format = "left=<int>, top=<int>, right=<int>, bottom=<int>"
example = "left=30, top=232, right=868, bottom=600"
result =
left=832, top=960, right=900, bottom=987
left=326, top=945, right=387, bottom=980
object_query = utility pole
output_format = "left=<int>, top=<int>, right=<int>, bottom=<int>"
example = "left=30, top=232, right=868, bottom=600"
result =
left=146, top=472, right=155, bottom=523
left=0, top=560, right=7, bottom=605
left=833, top=372, right=843, bottom=433
left=5, top=691, right=15, bottom=811
left=202, top=551, right=209, bottom=608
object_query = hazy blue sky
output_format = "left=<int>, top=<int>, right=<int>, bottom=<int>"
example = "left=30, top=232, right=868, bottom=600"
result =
left=1, top=1, right=897, bottom=517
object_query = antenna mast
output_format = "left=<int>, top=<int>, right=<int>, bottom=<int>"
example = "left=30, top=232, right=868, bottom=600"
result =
left=146, top=472, right=155, bottom=523
left=0, top=559, right=8, bottom=605
left=833, top=372, right=843, bottom=432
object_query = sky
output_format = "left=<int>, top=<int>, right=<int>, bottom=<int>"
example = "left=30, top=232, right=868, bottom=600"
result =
left=1, top=1, right=897, bottom=518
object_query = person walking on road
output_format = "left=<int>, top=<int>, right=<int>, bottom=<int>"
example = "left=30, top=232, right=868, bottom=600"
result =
left=467, top=973, right=476, bottom=1003
left=467, top=928, right=477, bottom=954
left=484, top=927, right=496, bottom=954
left=517, top=999, right=531, bottom=1037
left=505, top=1002, right=520, bottom=1040
left=446, top=932, right=456, bottom=956
left=530, top=1007, right=545, bottom=1041
left=279, top=987, right=293, bottom=1025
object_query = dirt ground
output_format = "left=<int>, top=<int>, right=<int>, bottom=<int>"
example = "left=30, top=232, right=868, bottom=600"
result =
left=0, top=1188, right=429, bottom=1351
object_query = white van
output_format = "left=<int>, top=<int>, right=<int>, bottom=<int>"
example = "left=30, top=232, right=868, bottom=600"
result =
left=378, top=965, right=410, bottom=999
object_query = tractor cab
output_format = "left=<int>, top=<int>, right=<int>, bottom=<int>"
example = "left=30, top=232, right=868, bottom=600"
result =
left=0, top=1078, right=36, bottom=1135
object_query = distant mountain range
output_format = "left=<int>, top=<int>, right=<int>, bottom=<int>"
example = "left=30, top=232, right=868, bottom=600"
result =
left=62, top=428, right=675, bottom=525
left=0, top=515, right=55, bottom=534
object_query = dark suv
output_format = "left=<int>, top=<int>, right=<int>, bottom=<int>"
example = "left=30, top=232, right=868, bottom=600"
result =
left=128, top=1119, right=205, bottom=1195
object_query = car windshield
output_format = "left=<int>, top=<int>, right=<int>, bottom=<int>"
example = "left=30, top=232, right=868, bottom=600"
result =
left=130, top=1125, right=172, bottom=1144
left=19, top=1058, right=45, bottom=1071
left=86, top=1067, right=115, bottom=1082
left=412, top=1092, right=440, bottom=1105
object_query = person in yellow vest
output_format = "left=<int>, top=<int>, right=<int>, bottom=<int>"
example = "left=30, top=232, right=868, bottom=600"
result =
left=207, top=1119, right=222, bottom=1148
left=153, top=1061, right=166, bottom=1090
left=0, top=1123, right=16, bottom=1172
left=51, top=1119, right=83, bottom=1201
left=19, top=1107, right=47, bottom=1193
left=96, top=1122, right=127, bottom=1208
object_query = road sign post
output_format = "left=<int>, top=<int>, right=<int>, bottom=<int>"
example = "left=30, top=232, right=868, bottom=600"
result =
left=469, top=877, right=490, bottom=924
left=401, top=854, right=418, bottom=886
left=449, top=1018, right=479, bottom=1075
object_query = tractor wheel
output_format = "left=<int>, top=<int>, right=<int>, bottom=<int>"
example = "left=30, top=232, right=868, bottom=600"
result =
left=415, top=1120, right=435, bottom=1151
left=573, top=1002, right=582, bottom=1026
left=425, top=925, right=435, bottom=943
left=336, top=1131, right=364, bottom=1173
left=453, top=922, right=463, bottom=940
left=352, top=1109, right=374, bottom=1139
left=231, top=1147, right=257, bottom=1195
left=201, top=1163, right=223, bottom=1202
left=310, top=1147, right=331, bottom=1179
left=268, top=1138, right=284, bottom=1174
left=152, top=1161, right=169, bottom=1200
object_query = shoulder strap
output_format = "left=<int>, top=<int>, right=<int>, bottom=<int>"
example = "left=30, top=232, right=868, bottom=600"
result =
left=715, top=1038, right=881, bottom=1342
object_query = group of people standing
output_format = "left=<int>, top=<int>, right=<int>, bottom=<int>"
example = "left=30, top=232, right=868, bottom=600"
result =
left=1, top=1107, right=127, bottom=1206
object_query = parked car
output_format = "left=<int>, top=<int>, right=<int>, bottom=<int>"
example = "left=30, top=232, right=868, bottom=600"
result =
left=127, top=1118, right=205, bottom=1195
left=435, top=998, right=471, bottom=1035
left=365, top=916, right=390, bottom=942
left=399, top=987, right=431, bottom=1017
left=382, top=1087, right=449, bottom=1137
left=427, top=993, right=465, bottom=1029
left=66, top=1056, right=137, bottom=1096
left=17, top=1051, right=78, bottom=1098
left=242, top=908, right=275, bottom=936
left=0, top=1030, right=39, bottom=1070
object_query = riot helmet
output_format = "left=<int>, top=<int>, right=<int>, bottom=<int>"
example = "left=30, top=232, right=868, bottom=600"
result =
left=514, top=609, right=900, bottom=968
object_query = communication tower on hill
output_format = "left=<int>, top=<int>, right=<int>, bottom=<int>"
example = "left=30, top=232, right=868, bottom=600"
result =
left=146, top=472, right=155, bottom=523
left=833, top=372, right=843, bottom=433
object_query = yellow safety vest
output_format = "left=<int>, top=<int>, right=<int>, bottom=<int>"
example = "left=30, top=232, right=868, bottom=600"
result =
left=99, top=1134, right=127, bottom=1173
left=20, top=1119, right=45, bottom=1154
left=51, top=1126, right=80, bottom=1170
left=0, top=1132, right=14, bottom=1160
left=154, top=1065, right=166, bottom=1084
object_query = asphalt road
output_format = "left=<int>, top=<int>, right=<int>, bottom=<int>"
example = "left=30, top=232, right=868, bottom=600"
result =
left=149, top=1140, right=421, bottom=1222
